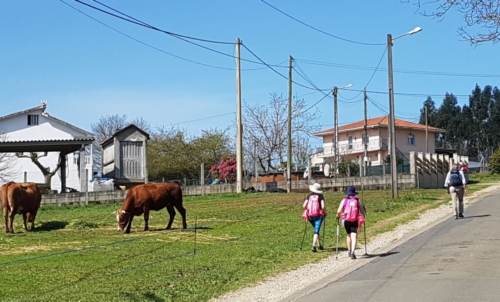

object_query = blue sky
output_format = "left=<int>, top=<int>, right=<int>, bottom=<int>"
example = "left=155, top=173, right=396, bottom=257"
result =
left=1, top=1, right=498, bottom=148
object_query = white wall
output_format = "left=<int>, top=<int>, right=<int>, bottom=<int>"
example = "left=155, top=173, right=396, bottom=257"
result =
left=0, top=109, right=93, bottom=192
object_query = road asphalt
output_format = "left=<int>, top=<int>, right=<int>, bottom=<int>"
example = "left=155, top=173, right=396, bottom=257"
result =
left=283, top=188, right=500, bottom=302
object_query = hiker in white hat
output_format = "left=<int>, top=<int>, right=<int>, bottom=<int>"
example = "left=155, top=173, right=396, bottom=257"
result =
left=302, top=183, right=326, bottom=252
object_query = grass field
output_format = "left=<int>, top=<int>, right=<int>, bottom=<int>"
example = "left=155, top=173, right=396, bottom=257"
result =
left=0, top=173, right=498, bottom=302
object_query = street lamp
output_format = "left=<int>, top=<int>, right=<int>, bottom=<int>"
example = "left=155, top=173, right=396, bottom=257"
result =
left=333, top=83, right=353, bottom=176
left=387, top=26, right=422, bottom=199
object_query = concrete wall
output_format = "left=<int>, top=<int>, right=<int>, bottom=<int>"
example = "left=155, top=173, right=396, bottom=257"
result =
left=410, top=151, right=468, bottom=189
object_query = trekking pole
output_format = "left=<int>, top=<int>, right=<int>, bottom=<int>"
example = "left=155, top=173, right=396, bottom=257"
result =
left=321, top=215, right=326, bottom=249
left=363, top=204, right=368, bottom=256
left=335, top=217, right=340, bottom=260
left=300, top=220, right=308, bottom=250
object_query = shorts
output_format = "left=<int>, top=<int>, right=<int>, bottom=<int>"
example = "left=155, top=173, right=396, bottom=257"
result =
left=308, top=216, right=324, bottom=234
left=344, top=220, right=359, bottom=234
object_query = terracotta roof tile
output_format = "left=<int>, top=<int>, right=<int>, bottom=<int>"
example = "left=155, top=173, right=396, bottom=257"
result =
left=313, top=116, right=445, bottom=136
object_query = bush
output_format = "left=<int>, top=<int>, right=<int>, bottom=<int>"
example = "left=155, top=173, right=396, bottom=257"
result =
left=338, top=159, right=359, bottom=176
left=490, top=148, right=500, bottom=174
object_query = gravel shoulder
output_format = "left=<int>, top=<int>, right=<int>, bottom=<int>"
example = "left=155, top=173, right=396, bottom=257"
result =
left=210, top=184, right=500, bottom=302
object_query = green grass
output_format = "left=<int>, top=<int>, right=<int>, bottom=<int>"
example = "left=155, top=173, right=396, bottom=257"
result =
left=0, top=174, right=497, bottom=302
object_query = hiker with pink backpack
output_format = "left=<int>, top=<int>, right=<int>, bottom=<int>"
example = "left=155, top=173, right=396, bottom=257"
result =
left=336, top=186, right=366, bottom=259
left=302, top=183, right=327, bottom=252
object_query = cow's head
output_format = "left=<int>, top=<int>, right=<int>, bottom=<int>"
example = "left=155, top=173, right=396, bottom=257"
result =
left=114, top=210, right=131, bottom=231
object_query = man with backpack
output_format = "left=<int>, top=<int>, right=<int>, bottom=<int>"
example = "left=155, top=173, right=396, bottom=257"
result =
left=336, top=186, right=366, bottom=259
left=302, top=183, right=326, bottom=252
left=444, top=162, right=467, bottom=219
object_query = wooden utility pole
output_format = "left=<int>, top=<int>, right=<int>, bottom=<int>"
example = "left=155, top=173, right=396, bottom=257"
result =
left=363, top=87, right=368, bottom=176
left=287, top=56, right=293, bottom=193
left=333, top=87, right=339, bottom=176
left=236, top=38, right=243, bottom=193
left=387, top=33, right=398, bottom=199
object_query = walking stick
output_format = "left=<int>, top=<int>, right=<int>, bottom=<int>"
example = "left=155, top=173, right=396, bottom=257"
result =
left=321, top=215, right=326, bottom=249
left=300, top=220, right=308, bottom=250
left=335, top=217, right=340, bottom=260
left=363, top=204, right=368, bottom=256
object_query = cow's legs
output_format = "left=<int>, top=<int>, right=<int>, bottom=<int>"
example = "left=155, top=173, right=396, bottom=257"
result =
left=143, top=207, right=150, bottom=231
left=124, top=215, right=134, bottom=234
left=8, top=210, right=16, bottom=233
left=165, top=205, right=176, bottom=229
left=175, top=204, right=188, bottom=229
left=3, top=209, right=10, bottom=233
left=22, top=213, right=28, bottom=230
left=28, top=212, right=36, bottom=231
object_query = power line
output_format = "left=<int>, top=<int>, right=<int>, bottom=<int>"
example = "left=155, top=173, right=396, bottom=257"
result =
left=61, top=0, right=235, bottom=70
left=70, top=0, right=287, bottom=67
left=259, top=0, right=385, bottom=46
left=294, top=58, right=500, bottom=78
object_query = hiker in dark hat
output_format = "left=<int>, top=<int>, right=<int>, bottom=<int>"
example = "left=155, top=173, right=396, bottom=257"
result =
left=336, top=186, right=366, bottom=259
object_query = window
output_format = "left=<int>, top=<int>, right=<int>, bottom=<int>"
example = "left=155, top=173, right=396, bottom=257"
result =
left=362, top=133, right=370, bottom=144
left=348, top=135, right=353, bottom=150
left=27, top=114, right=39, bottom=126
left=407, top=133, right=415, bottom=145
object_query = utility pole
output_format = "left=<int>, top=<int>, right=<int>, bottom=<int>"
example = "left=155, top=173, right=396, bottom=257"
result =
left=363, top=87, right=368, bottom=177
left=387, top=33, right=398, bottom=199
left=236, top=38, right=243, bottom=193
left=287, top=56, right=293, bottom=193
left=425, top=106, right=428, bottom=153
left=333, top=87, right=339, bottom=176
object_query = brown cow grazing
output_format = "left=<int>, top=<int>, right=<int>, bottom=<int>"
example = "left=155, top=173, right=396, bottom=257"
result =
left=1, top=181, right=16, bottom=231
left=115, top=181, right=187, bottom=233
left=3, top=182, right=42, bottom=233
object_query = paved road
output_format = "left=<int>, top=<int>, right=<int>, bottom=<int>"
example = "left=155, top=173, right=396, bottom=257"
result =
left=288, top=189, right=500, bottom=302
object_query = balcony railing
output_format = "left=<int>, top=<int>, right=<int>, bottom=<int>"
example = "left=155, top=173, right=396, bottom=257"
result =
left=319, top=138, right=388, bottom=156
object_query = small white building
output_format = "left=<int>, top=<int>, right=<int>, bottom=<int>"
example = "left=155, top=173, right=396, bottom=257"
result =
left=0, top=102, right=95, bottom=192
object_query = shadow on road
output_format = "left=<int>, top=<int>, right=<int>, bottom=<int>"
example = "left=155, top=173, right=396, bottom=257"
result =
left=462, top=214, right=491, bottom=219
left=360, top=251, right=400, bottom=259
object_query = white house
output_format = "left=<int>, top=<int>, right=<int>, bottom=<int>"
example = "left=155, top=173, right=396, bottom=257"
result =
left=0, top=102, right=95, bottom=192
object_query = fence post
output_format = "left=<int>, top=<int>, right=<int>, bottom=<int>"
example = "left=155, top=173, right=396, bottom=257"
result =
left=85, top=169, right=89, bottom=206
left=24, top=171, right=27, bottom=182
left=201, top=163, right=205, bottom=196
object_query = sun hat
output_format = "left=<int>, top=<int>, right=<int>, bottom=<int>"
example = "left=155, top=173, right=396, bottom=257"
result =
left=309, top=183, right=323, bottom=194
left=344, top=186, right=359, bottom=196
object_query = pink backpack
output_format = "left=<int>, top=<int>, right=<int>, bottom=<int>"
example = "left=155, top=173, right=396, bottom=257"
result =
left=343, top=196, right=359, bottom=222
left=306, top=195, right=323, bottom=217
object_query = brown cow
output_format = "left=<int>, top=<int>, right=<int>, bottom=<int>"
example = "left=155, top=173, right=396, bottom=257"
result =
left=115, top=181, right=187, bottom=233
left=3, top=182, right=42, bottom=233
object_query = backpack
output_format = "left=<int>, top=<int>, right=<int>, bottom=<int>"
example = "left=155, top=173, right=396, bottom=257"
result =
left=306, top=194, right=324, bottom=217
left=449, top=169, right=463, bottom=187
left=343, top=196, right=360, bottom=222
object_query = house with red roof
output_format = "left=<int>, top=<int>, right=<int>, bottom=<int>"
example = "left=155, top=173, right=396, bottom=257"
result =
left=312, top=116, right=445, bottom=167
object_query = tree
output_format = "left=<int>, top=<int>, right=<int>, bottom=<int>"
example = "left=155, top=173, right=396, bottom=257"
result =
left=0, top=132, right=18, bottom=182
left=490, top=147, right=500, bottom=174
left=90, top=114, right=151, bottom=174
left=419, top=96, right=437, bottom=125
left=405, top=0, right=500, bottom=44
left=210, top=157, right=236, bottom=183
left=242, top=93, right=320, bottom=173
left=15, top=152, right=60, bottom=190
left=338, top=159, right=359, bottom=177
left=147, top=126, right=233, bottom=184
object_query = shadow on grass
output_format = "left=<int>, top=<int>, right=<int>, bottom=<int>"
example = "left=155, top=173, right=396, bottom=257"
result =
left=35, top=220, right=69, bottom=232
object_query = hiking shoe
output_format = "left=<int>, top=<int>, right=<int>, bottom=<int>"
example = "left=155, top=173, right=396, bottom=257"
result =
left=459, top=213, right=464, bottom=218
left=347, top=251, right=351, bottom=257
left=311, top=247, right=317, bottom=253
left=318, top=245, right=324, bottom=251
left=351, top=253, right=357, bottom=259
